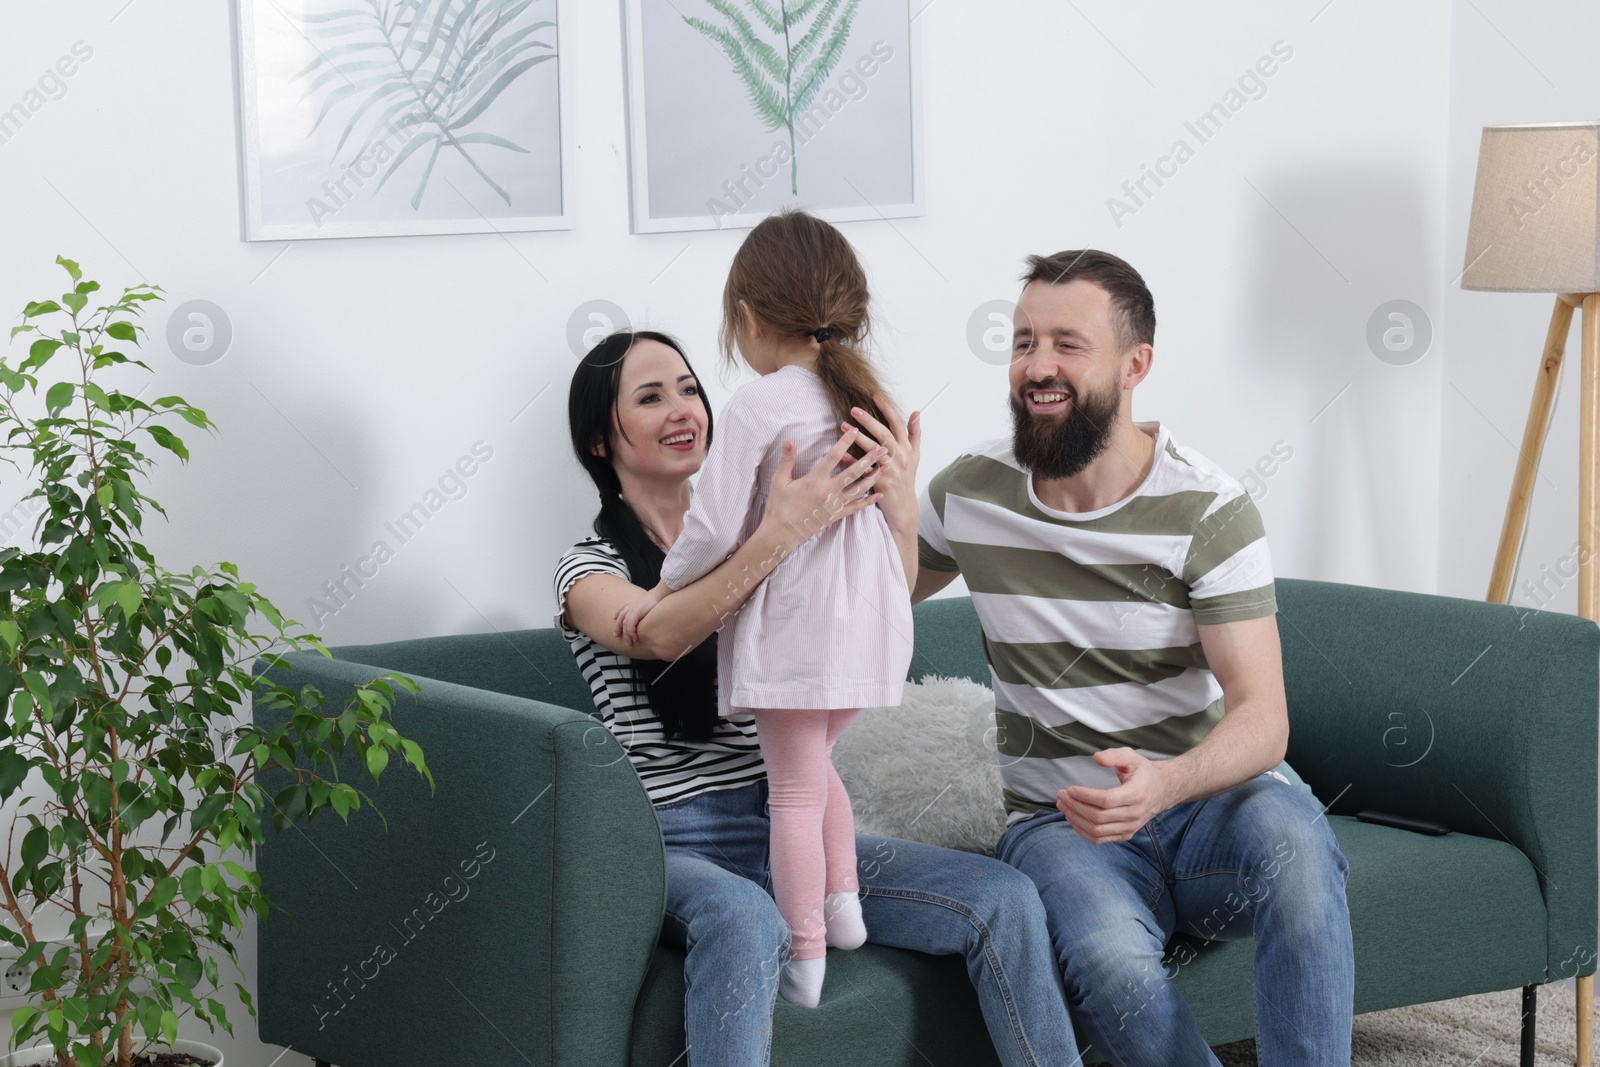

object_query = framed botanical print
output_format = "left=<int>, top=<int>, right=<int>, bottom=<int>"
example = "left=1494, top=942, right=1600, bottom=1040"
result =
left=235, top=0, right=573, bottom=240
left=622, top=0, right=922, bottom=234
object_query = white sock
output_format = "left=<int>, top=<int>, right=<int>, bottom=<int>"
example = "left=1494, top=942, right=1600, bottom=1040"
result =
left=824, top=891, right=867, bottom=950
left=779, top=956, right=826, bottom=1008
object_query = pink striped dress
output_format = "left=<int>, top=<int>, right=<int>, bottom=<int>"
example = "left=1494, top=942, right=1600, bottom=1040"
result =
left=660, top=364, right=914, bottom=718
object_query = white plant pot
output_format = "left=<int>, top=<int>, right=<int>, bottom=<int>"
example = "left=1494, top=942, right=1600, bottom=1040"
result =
left=0, top=1039, right=223, bottom=1067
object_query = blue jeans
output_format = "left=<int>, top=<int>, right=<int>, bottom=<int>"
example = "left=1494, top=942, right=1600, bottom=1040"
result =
left=656, top=780, right=1078, bottom=1067
left=997, top=774, right=1353, bottom=1067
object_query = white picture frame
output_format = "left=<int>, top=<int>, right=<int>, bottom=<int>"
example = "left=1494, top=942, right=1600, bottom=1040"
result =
left=621, top=0, right=923, bottom=235
left=234, top=0, right=574, bottom=241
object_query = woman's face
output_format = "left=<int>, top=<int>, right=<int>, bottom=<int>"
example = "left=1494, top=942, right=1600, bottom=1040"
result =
left=602, top=339, right=708, bottom=481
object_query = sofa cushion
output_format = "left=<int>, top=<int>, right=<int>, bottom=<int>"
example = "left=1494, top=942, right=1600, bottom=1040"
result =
left=631, top=943, right=1007, bottom=1067
left=1159, top=815, right=1548, bottom=1048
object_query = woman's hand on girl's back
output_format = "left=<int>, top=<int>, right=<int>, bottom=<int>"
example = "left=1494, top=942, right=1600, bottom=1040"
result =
left=762, top=427, right=887, bottom=553
left=847, top=394, right=921, bottom=538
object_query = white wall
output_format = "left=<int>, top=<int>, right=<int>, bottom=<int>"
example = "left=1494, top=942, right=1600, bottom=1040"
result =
left=1438, top=0, right=1600, bottom=610
left=0, top=0, right=1480, bottom=1063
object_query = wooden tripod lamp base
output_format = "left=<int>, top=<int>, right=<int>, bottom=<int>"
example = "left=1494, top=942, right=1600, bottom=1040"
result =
left=1485, top=292, right=1600, bottom=1067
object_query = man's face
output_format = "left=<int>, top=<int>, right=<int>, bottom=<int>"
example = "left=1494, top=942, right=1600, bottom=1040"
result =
left=1008, top=279, right=1128, bottom=481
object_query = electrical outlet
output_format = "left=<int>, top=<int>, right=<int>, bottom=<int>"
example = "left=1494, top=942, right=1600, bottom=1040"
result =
left=0, top=940, right=158, bottom=1005
left=0, top=942, right=73, bottom=1005
left=1, top=956, right=29, bottom=998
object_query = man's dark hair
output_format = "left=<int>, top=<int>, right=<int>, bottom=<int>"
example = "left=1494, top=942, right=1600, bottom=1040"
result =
left=1020, top=250, right=1156, bottom=353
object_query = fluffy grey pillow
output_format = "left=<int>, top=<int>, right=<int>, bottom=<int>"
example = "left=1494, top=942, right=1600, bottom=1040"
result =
left=833, top=675, right=1008, bottom=856
left=834, top=679, right=1321, bottom=859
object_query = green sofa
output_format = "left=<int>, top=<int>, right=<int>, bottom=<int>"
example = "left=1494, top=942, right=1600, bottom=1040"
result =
left=253, top=578, right=1598, bottom=1066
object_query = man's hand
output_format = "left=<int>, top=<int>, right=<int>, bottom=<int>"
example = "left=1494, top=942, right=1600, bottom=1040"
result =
left=1057, top=748, right=1174, bottom=844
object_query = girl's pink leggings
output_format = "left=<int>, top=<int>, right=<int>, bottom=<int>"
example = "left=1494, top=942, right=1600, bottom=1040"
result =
left=751, top=708, right=862, bottom=960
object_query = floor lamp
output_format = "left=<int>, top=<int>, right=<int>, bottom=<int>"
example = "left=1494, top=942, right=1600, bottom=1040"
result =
left=1464, top=120, right=1600, bottom=1067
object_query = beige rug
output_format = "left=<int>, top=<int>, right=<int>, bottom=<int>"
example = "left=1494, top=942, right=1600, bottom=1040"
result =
left=1211, top=983, right=1591, bottom=1065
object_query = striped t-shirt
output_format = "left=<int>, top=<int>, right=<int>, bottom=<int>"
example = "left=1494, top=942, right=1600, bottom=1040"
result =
left=553, top=537, right=765, bottom=807
left=917, top=422, right=1278, bottom=823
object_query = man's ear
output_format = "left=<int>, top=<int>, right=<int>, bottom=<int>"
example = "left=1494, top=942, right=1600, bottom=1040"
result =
left=1123, top=343, right=1154, bottom=391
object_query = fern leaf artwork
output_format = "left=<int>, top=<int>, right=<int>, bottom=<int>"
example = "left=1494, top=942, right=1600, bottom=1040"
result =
left=683, top=0, right=863, bottom=195
left=295, top=0, right=557, bottom=211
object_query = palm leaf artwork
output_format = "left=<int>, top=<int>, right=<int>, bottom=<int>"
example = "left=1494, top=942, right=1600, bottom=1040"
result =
left=295, top=0, right=556, bottom=210
left=683, top=0, right=863, bottom=196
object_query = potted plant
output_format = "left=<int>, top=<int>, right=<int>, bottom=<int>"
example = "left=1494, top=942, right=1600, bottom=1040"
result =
left=0, top=258, right=432, bottom=1067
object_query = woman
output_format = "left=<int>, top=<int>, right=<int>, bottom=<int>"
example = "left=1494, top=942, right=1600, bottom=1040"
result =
left=555, top=329, right=1078, bottom=1067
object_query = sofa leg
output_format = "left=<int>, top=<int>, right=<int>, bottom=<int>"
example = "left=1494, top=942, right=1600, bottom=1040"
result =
left=1520, top=984, right=1536, bottom=1067
left=1579, top=973, right=1595, bottom=1067
left=316, top=1061, right=333, bottom=1067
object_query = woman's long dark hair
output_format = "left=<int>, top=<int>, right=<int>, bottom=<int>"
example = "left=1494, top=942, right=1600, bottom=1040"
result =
left=567, top=330, right=721, bottom=742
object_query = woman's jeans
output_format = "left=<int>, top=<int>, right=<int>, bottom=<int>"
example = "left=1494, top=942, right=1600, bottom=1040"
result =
left=997, top=775, right=1354, bottom=1067
left=655, top=779, right=1078, bottom=1067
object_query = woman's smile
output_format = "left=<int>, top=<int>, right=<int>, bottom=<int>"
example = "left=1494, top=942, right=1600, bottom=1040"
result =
left=662, top=428, right=698, bottom=452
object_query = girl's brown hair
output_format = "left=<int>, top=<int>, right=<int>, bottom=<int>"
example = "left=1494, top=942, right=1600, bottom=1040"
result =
left=720, top=210, right=891, bottom=454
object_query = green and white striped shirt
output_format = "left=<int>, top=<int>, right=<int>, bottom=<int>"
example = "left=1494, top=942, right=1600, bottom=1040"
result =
left=917, top=422, right=1278, bottom=823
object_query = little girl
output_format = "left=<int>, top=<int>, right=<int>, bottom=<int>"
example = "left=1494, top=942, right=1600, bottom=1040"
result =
left=616, top=210, right=915, bottom=1008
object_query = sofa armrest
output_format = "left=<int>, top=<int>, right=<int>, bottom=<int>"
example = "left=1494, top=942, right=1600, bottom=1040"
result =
left=252, top=651, right=665, bottom=1067
left=1276, top=577, right=1599, bottom=980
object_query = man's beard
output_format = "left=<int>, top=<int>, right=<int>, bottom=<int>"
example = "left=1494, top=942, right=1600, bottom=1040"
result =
left=1010, top=376, right=1121, bottom=481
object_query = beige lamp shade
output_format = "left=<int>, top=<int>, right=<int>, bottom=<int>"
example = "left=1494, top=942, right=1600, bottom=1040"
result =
left=1461, top=121, right=1600, bottom=293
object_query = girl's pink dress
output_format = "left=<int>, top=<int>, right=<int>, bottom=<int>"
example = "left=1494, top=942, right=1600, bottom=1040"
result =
left=660, top=364, right=913, bottom=716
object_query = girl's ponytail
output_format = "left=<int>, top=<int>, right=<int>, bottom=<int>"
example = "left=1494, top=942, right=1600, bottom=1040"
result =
left=721, top=210, right=894, bottom=457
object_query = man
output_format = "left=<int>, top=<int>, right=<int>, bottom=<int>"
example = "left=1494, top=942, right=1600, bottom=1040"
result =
left=913, top=250, right=1353, bottom=1066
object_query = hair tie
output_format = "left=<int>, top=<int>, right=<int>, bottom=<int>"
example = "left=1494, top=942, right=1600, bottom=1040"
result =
left=811, top=327, right=832, bottom=343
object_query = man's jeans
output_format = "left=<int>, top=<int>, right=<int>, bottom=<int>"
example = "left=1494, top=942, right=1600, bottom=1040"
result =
left=997, top=774, right=1354, bottom=1067
left=657, top=779, right=1079, bottom=1067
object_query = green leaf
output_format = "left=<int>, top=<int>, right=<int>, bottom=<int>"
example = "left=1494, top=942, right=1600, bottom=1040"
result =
left=0, top=620, right=18, bottom=654
left=25, top=337, right=63, bottom=370
left=56, top=256, right=81, bottom=282
left=364, top=744, right=389, bottom=781
left=11, top=1000, right=37, bottom=1027
left=20, top=825, right=47, bottom=867
left=160, top=1008, right=178, bottom=1047
left=11, top=691, right=34, bottom=732
left=146, top=424, right=190, bottom=461
left=149, top=876, right=179, bottom=912
left=112, top=580, right=141, bottom=622
left=106, top=321, right=138, bottom=341
left=0, top=750, right=29, bottom=799
left=44, top=381, right=73, bottom=413
left=81, top=774, right=111, bottom=821
left=329, top=785, right=352, bottom=820
left=175, top=954, right=202, bottom=991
